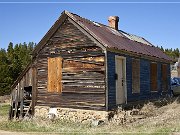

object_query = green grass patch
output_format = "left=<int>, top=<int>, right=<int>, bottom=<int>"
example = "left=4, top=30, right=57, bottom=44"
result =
left=0, top=120, right=53, bottom=132
left=0, top=104, right=10, bottom=116
left=0, top=119, right=92, bottom=133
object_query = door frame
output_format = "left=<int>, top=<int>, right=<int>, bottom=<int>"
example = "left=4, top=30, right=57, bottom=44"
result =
left=115, top=55, right=127, bottom=105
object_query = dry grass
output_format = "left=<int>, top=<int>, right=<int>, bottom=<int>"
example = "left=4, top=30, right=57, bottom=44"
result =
left=0, top=97, right=180, bottom=134
left=127, top=98, right=180, bottom=133
left=0, top=95, right=10, bottom=103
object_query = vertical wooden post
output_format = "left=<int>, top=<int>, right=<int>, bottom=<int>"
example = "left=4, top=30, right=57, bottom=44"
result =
left=14, top=85, right=18, bottom=119
left=8, top=93, right=13, bottom=120
left=105, top=51, right=109, bottom=111
left=20, top=78, right=25, bottom=118
left=31, top=66, right=37, bottom=116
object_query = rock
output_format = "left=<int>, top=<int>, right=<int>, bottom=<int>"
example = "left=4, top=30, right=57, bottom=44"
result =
left=47, top=113, right=56, bottom=120
left=34, top=106, right=108, bottom=123
left=91, top=119, right=99, bottom=126
left=82, top=119, right=91, bottom=125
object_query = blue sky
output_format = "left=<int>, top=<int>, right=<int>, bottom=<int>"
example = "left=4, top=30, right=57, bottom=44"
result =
left=0, top=1, right=180, bottom=49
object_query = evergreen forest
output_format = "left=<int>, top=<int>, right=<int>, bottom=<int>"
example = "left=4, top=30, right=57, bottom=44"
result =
left=0, top=42, right=36, bottom=95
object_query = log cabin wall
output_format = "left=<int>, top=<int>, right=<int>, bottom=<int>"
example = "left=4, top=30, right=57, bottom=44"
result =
left=35, top=19, right=106, bottom=110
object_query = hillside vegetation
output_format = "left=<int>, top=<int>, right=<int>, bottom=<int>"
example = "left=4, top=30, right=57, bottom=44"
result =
left=157, top=46, right=179, bottom=61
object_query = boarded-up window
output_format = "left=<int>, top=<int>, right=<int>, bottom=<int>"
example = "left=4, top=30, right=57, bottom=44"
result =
left=150, top=62, right=158, bottom=91
left=162, top=64, right=167, bottom=91
left=48, top=57, right=62, bottom=93
left=132, top=59, right=140, bottom=93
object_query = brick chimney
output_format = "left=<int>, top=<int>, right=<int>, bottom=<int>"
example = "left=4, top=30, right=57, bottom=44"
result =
left=108, top=16, right=119, bottom=30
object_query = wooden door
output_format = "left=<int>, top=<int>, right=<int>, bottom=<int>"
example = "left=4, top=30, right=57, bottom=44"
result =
left=116, top=56, right=126, bottom=105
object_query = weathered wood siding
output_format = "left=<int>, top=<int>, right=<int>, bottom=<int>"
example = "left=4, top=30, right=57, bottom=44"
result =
left=36, top=19, right=105, bottom=110
left=11, top=68, right=33, bottom=102
left=107, top=51, right=171, bottom=110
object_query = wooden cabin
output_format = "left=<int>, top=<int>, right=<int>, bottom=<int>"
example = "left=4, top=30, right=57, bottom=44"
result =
left=9, top=11, right=172, bottom=119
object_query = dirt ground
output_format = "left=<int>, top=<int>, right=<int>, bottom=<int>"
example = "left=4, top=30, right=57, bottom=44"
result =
left=0, top=130, right=27, bottom=135
left=0, top=130, right=84, bottom=135
left=0, top=130, right=64, bottom=135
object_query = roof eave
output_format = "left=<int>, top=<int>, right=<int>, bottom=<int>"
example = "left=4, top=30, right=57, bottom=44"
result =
left=107, top=47, right=173, bottom=63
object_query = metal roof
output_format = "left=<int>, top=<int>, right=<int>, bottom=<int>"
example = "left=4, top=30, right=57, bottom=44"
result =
left=66, top=11, right=172, bottom=61
left=119, top=30, right=152, bottom=46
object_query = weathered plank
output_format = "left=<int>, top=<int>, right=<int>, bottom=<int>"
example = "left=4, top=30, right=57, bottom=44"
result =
left=36, top=93, right=105, bottom=110
left=35, top=19, right=106, bottom=110
left=31, top=67, right=37, bottom=115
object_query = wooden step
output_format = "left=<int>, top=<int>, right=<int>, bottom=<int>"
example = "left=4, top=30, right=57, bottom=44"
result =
left=23, top=100, right=32, bottom=103
left=23, top=106, right=30, bottom=108
left=23, top=108, right=30, bottom=111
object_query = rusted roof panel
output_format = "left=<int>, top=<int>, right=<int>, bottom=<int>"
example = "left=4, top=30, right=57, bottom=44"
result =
left=120, top=31, right=152, bottom=46
left=68, top=12, right=172, bottom=61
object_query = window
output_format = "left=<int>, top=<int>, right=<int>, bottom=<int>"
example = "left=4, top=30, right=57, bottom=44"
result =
left=48, top=57, right=62, bottom=93
left=162, top=64, right=167, bottom=91
left=150, top=62, right=158, bottom=91
left=132, top=59, right=140, bottom=93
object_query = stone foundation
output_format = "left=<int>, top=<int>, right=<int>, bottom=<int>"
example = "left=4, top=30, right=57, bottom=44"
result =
left=34, top=106, right=109, bottom=124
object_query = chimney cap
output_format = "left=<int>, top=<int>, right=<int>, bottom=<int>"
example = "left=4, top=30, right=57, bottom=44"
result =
left=108, top=16, right=119, bottom=30
left=108, top=16, right=119, bottom=22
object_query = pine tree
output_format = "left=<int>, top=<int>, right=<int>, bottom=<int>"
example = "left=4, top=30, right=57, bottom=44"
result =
left=0, top=49, right=13, bottom=95
left=160, top=46, right=164, bottom=52
left=0, top=42, right=35, bottom=95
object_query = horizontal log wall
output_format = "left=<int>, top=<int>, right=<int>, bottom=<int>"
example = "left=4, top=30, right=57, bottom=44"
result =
left=36, top=19, right=106, bottom=110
